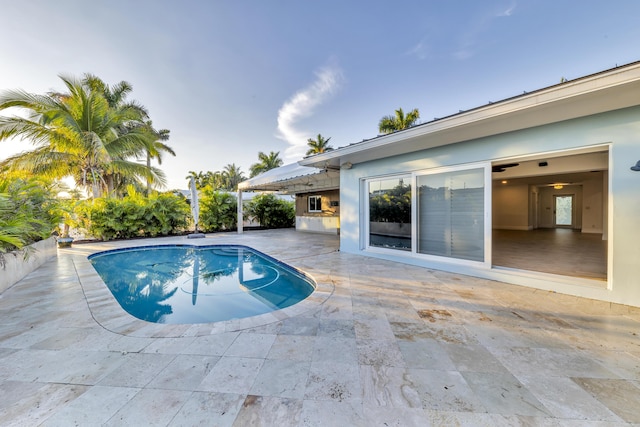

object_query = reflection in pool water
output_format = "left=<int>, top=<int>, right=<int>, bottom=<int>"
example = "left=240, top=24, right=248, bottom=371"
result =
left=88, top=245, right=315, bottom=324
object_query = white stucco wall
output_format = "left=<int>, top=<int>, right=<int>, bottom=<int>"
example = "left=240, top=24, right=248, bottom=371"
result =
left=339, top=106, right=640, bottom=307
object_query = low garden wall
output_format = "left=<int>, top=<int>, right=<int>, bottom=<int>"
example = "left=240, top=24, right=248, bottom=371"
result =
left=0, top=237, right=57, bottom=293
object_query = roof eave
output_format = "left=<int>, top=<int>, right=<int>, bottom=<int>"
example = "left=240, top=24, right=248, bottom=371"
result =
left=300, top=61, right=640, bottom=169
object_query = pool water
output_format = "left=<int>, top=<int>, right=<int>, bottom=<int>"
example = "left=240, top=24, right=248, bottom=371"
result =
left=88, top=245, right=315, bottom=324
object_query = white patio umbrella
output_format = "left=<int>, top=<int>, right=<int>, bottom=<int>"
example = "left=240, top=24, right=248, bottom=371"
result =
left=188, top=177, right=205, bottom=238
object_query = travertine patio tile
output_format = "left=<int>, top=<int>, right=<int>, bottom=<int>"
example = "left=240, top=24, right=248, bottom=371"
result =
left=98, top=352, right=176, bottom=388
left=1, top=230, right=639, bottom=425
left=40, top=385, right=140, bottom=426
left=572, top=377, right=640, bottom=423
left=223, top=332, right=276, bottom=358
left=517, top=375, right=623, bottom=421
left=235, top=395, right=303, bottom=427
left=267, top=335, right=315, bottom=360
left=103, top=388, right=192, bottom=426
left=167, top=391, right=245, bottom=427
left=250, top=358, right=310, bottom=399
left=147, top=354, right=220, bottom=391
left=197, top=356, right=264, bottom=394
left=0, top=382, right=88, bottom=426
left=461, top=371, right=550, bottom=417
left=304, top=360, right=361, bottom=402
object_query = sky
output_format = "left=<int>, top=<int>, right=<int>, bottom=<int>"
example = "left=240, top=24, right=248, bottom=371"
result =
left=1, top=0, right=639, bottom=191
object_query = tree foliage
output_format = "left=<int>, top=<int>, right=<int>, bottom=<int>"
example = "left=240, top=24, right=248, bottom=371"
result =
left=378, top=107, right=420, bottom=134
left=0, top=74, right=170, bottom=198
left=199, top=187, right=238, bottom=232
left=246, top=193, right=295, bottom=229
left=250, top=151, right=283, bottom=178
left=306, top=134, right=333, bottom=156
left=75, top=187, right=189, bottom=240
left=0, top=176, right=61, bottom=254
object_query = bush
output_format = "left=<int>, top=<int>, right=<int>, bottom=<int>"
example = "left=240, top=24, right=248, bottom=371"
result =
left=0, top=177, right=61, bottom=253
left=246, top=193, right=294, bottom=229
left=75, top=187, right=190, bottom=240
left=199, top=187, right=237, bottom=232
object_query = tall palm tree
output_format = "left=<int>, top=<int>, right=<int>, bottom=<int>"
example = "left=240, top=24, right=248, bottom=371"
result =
left=142, top=121, right=174, bottom=195
left=0, top=74, right=165, bottom=198
left=222, top=163, right=246, bottom=191
left=249, top=151, right=283, bottom=178
left=306, top=134, right=333, bottom=156
left=378, top=107, right=420, bottom=134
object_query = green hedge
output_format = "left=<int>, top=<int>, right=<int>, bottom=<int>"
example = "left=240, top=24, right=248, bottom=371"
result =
left=246, top=193, right=294, bottom=229
left=0, top=177, right=61, bottom=253
left=199, top=187, right=237, bottom=232
left=75, top=188, right=190, bottom=240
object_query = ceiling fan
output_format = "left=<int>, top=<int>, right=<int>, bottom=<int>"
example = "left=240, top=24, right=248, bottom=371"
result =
left=492, top=163, right=519, bottom=173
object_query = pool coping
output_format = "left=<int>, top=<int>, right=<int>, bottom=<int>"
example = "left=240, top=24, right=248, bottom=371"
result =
left=69, top=241, right=335, bottom=338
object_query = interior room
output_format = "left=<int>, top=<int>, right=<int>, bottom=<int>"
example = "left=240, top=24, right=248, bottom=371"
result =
left=491, top=149, right=608, bottom=280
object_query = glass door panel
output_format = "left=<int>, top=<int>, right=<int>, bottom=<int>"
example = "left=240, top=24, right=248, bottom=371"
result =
left=417, top=168, right=485, bottom=262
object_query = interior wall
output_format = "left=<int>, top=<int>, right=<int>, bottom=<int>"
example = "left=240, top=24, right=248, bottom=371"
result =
left=537, top=185, right=582, bottom=229
left=492, top=184, right=530, bottom=230
left=582, top=174, right=605, bottom=233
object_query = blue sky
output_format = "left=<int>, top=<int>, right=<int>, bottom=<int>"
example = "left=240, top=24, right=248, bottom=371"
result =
left=1, top=0, right=639, bottom=190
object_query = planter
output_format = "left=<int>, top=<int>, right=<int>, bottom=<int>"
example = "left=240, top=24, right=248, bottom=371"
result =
left=57, top=237, right=74, bottom=248
left=0, top=237, right=57, bottom=293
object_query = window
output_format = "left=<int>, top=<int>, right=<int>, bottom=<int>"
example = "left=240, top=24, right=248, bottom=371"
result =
left=308, top=195, right=322, bottom=212
left=367, top=176, right=412, bottom=251
left=417, top=167, right=485, bottom=262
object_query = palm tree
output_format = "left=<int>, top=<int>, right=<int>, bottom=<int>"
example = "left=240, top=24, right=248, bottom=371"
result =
left=249, top=151, right=283, bottom=178
left=222, top=163, right=246, bottom=191
left=0, top=75, right=166, bottom=198
left=306, top=134, right=333, bottom=156
left=378, top=107, right=420, bottom=134
left=142, top=121, right=175, bottom=195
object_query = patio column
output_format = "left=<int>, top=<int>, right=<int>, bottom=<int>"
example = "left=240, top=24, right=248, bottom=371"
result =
left=237, top=189, right=243, bottom=234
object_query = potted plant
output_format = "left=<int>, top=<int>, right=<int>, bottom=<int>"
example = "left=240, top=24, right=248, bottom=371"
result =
left=56, top=196, right=79, bottom=248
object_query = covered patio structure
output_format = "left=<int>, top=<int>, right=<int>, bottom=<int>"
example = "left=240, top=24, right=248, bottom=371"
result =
left=237, top=162, right=340, bottom=234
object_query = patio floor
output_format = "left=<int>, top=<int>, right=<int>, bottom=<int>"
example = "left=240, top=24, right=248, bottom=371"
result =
left=1, top=229, right=639, bottom=426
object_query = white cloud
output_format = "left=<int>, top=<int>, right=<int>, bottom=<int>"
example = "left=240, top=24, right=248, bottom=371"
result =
left=276, top=63, right=343, bottom=161
left=498, top=1, right=517, bottom=17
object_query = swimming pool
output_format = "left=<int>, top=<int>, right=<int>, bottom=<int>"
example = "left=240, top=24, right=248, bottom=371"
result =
left=88, top=244, right=315, bottom=324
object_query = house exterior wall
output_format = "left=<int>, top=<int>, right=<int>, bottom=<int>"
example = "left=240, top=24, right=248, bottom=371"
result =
left=295, top=189, right=340, bottom=234
left=338, top=106, right=640, bottom=306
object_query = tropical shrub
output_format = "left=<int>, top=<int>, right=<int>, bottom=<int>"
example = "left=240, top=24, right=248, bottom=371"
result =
left=246, top=193, right=295, bottom=229
left=199, top=187, right=237, bottom=232
left=0, top=177, right=61, bottom=254
left=75, top=187, right=189, bottom=240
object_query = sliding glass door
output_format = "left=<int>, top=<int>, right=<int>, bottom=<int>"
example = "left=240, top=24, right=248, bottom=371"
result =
left=367, top=176, right=412, bottom=251
left=364, top=164, right=489, bottom=265
left=417, top=167, right=485, bottom=262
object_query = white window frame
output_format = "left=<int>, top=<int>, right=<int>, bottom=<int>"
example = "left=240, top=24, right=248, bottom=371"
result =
left=362, top=163, right=491, bottom=268
left=308, top=195, right=322, bottom=213
left=412, top=162, right=492, bottom=268
left=364, top=173, right=413, bottom=253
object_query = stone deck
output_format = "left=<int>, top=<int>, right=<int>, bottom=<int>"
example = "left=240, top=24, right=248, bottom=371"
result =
left=1, top=229, right=639, bottom=426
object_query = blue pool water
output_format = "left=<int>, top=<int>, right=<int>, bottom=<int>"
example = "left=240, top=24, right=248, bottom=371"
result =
left=88, top=245, right=315, bottom=324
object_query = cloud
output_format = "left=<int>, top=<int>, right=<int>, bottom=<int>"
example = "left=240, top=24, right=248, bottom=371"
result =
left=277, top=63, right=343, bottom=161
left=406, top=39, right=429, bottom=60
left=497, top=1, right=517, bottom=17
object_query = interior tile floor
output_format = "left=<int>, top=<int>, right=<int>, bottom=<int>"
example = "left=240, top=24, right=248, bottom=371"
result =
left=492, top=228, right=608, bottom=280
left=1, top=229, right=638, bottom=426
